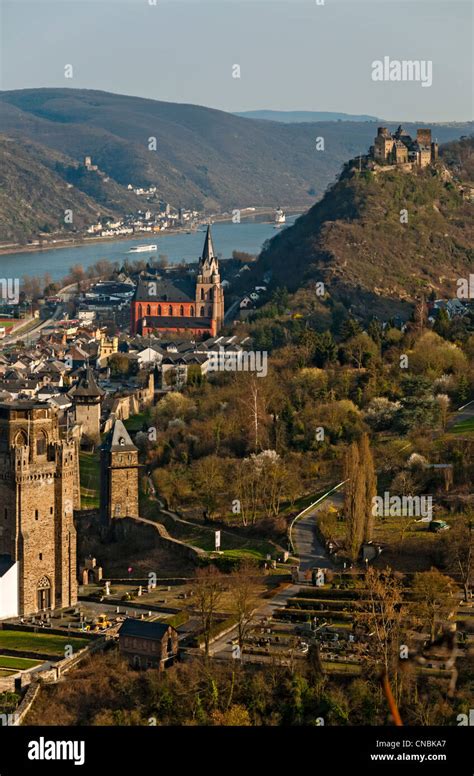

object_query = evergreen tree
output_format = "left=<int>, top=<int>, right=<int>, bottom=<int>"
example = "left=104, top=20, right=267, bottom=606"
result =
left=314, top=330, right=337, bottom=367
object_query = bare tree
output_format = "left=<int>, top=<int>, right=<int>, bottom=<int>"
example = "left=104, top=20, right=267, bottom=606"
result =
left=356, top=567, right=404, bottom=676
left=229, top=560, right=261, bottom=655
left=412, top=568, right=458, bottom=643
left=444, top=517, right=474, bottom=603
left=194, top=566, right=224, bottom=657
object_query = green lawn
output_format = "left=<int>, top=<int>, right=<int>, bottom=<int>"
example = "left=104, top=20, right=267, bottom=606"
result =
left=0, top=630, right=88, bottom=656
left=142, top=496, right=279, bottom=560
left=0, top=655, right=41, bottom=670
left=124, top=411, right=151, bottom=432
left=450, top=417, right=474, bottom=435
left=79, top=451, right=100, bottom=508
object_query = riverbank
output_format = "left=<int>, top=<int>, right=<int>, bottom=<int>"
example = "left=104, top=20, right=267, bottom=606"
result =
left=0, top=206, right=304, bottom=257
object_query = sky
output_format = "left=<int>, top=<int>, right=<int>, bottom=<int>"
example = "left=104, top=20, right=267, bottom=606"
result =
left=0, top=0, right=472, bottom=122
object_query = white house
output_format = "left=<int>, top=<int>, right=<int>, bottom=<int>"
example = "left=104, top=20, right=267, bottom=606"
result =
left=0, top=557, right=19, bottom=619
left=137, top=347, right=164, bottom=366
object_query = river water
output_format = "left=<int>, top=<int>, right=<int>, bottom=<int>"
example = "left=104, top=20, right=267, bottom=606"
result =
left=0, top=216, right=299, bottom=283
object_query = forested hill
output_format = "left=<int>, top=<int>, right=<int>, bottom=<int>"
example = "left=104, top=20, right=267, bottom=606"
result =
left=255, top=137, right=474, bottom=320
left=0, top=135, right=140, bottom=242
left=0, top=88, right=471, bottom=213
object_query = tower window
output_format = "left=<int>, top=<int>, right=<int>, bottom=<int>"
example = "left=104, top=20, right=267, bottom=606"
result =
left=50, top=507, right=53, bottom=515
left=35, top=509, right=39, bottom=520
left=200, top=306, right=205, bottom=317
left=36, top=433, right=47, bottom=456
left=4, top=507, right=7, bottom=519
left=180, top=305, right=184, bottom=316
left=39, top=553, right=42, bottom=560
left=200, top=288, right=205, bottom=300
left=158, top=305, right=162, bottom=316
left=190, top=306, right=194, bottom=316
left=168, top=305, right=173, bottom=316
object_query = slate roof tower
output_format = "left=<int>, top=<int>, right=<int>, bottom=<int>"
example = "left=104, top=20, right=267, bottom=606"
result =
left=100, top=419, right=139, bottom=522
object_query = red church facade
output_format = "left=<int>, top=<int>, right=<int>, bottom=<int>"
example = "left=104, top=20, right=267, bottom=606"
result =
left=130, top=227, right=224, bottom=338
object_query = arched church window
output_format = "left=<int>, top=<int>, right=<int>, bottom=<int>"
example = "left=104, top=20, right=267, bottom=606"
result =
left=158, top=305, right=162, bottom=315
left=37, top=576, right=51, bottom=611
left=200, top=306, right=205, bottom=317
left=168, top=305, right=173, bottom=316
left=180, top=306, right=184, bottom=316
left=190, top=306, right=194, bottom=316
left=36, top=431, right=47, bottom=457
left=138, top=305, right=143, bottom=318
left=14, top=431, right=27, bottom=447
left=147, top=305, right=151, bottom=316
left=200, top=288, right=205, bottom=300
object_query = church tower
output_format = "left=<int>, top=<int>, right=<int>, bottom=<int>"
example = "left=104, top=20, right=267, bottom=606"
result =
left=100, top=419, right=139, bottom=522
left=195, top=226, right=224, bottom=336
left=0, top=401, right=78, bottom=616
left=70, top=367, right=104, bottom=445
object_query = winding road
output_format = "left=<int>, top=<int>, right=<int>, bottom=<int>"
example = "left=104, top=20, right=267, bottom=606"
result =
left=209, top=484, right=343, bottom=659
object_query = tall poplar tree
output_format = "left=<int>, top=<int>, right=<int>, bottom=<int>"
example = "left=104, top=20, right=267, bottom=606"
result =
left=344, top=434, right=377, bottom=559
left=360, top=433, right=377, bottom=542
left=344, top=442, right=364, bottom=560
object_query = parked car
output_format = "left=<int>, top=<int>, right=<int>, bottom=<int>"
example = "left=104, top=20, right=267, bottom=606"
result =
left=429, top=520, right=450, bottom=533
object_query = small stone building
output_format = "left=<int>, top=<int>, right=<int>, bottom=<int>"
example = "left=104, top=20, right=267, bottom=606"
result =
left=118, top=618, right=179, bottom=669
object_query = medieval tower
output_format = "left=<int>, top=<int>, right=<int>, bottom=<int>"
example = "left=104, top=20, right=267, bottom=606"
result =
left=0, top=401, right=79, bottom=616
left=70, top=367, right=104, bottom=444
left=196, top=226, right=225, bottom=335
left=100, top=419, right=139, bottom=522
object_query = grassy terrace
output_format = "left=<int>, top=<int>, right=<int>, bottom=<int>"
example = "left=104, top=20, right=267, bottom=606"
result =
left=0, top=655, right=41, bottom=670
left=141, top=497, right=280, bottom=561
left=79, top=451, right=100, bottom=508
left=123, top=411, right=151, bottom=432
left=0, top=630, right=88, bottom=657
left=449, top=416, right=474, bottom=435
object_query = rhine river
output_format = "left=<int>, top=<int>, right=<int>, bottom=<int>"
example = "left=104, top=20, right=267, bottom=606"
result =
left=0, top=216, right=299, bottom=283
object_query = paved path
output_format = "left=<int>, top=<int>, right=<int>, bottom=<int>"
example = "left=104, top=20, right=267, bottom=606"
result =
left=208, top=583, right=301, bottom=658
left=293, top=491, right=343, bottom=573
left=209, top=485, right=344, bottom=660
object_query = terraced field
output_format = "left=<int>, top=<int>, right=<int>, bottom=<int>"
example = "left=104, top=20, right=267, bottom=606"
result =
left=0, top=630, right=88, bottom=657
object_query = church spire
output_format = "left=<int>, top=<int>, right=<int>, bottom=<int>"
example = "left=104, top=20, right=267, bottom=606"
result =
left=201, top=224, right=216, bottom=266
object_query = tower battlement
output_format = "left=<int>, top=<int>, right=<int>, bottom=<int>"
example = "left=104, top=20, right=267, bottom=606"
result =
left=0, top=401, right=78, bottom=616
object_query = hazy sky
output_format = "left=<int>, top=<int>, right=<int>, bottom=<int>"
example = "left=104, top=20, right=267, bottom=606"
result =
left=0, top=0, right=472, bottom=121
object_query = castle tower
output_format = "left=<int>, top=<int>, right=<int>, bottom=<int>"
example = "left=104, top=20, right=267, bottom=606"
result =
left=70, top=367, right=104, bottom=444
left=195, top=225, right=225, bottom=336
left=0, top=401, right=78, bottom=616
left=100, top=419, right=139, bottom=522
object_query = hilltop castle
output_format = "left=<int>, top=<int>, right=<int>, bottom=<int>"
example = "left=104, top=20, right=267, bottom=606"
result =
left=130, top=226, right=225, bottom=338
left=0, top=401, right=79, bottom=617
left=372, top=126, right=438, bottom=168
